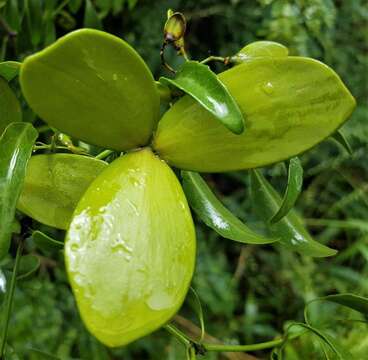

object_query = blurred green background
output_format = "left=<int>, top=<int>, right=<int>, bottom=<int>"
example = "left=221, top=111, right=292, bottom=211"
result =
left=0, top=0, right=367, bottom=359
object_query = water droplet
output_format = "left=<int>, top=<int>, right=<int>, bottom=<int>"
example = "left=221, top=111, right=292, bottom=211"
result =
left=262, top=82, right=274, bottom=95
left=111, top=233, right=133, bottom=255
left=112, top=73, right=118, bottom=81
left=70, top=243, right=80, bottom=251
left=146, top=290, right=174, bottom=311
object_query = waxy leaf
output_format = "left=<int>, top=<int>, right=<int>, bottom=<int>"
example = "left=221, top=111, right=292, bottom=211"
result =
left=20, top=29, right=160, bottom=151
left=17, top=154, right=108, bottom=230
left=232, top=41, right=289, bottom=64
left=160, top=61, right=245, bottom=134
left=65, top=148, right=196, bottom=347
left=182, top=171, right=277, bottom=244
left=250, top=170, right=336, bottom=257
left=32, top=230, right=64, bottom=252
left=331, top=129, right=353, bottom=155
left=153, top=57, right=356, bottom=172
left=0, top=77, right=22, bottom=133
left=0, top=123, right=38, bottom=259
left=270, top=157, right=303, bottom=224
left=0, top=61, right=20, bottom=81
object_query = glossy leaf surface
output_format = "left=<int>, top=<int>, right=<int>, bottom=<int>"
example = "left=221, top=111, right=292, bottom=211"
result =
left=153, top=57, right=356, bottom=172
left=0, top=77, right=22, bottom=133
left=17, top=154, right=107, bottom=230
left=0, top=61, right=20, bottom=81
left=0, top=123, right=38, bottom=259
left=160, top=61, right=245, bottom=134
left=270, top=157, right=303, bottom=224
left=65, top=148, right=196, bottom=347
left=232, top=41, right=288, bottom=64
left=250, top=170, right=336, bottom=257
left=20, top=29, right=160, bottom=151
left=182, top=171, right=277, bottom=244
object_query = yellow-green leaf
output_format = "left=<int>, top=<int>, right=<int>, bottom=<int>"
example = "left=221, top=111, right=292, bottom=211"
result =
left=153, top=57, right=356, bottom=172
left=17, top=154, right=107, bottom=230
left=65, top=148, right=196, bottom=347
left=20, top=29, right=160, bottom=151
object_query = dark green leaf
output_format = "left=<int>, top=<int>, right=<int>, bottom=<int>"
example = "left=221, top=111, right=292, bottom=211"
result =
left=182, top=171, right=277, bottom=244
left=0, top=122, right=38, bottom=259
left=270, top=157, right=303, bottom=224
left=313, top=293, right=368, bottom=316
left=17, top=254, right=40, bottom=280
left=331, top=129, right=353, bottom=155
left=250, top=170, right=337, bottom=257
left=160, top=61, right=245, bottom=134
left=0, top=61, right=20, bottom=81
left=84, top=0, right=103, bottom=29
left=32, top=230, right=64, bottom=252
left=68, top=0, right=83, bottom=13
left=0, top=77, right=22, bottom=134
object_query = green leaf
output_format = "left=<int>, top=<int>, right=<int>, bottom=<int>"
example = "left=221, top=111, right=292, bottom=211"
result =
left=232, top=41, right=289, bottom=64
left=68, top=0, right=83, bottom=13
left=250, top=170, right=337, bottom=257
left=24, top=0, right=43, bottom=47
left=32, top=230, right=64, bottom=252
left=17, top=154, right=108, bottom=230
left=160, top=61, right=245, bottom=134
left=84, top=0, right=103, bottom=29
left=331, top=129, right=353, bottom=155
left=182, top=171, right=277, bottom=245
left=153, top=57, right=356, bottom=172
left=0, top=123, right=37, bottom=259
left=0, top=77, right=22, bottom=134
left=0, top=61, right=21, bottom=81
left=65, top=149, right=196, bottom=347
left=20, top=29, right=160, bottom=151
left=187, top=287, right=205, bottom=342
left=17, top=254, right=40, bottom=280
left=288, top=323, right=353, bottom=360
left=311, top=293, right=368, bottom=316
left=28, top=349, right=60, bottom=359
left=270, top=157, right=303, bottom=224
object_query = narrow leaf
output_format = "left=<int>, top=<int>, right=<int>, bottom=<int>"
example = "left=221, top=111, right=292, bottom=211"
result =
left=84, top=0, right=103, bottom=29
left=182, top=171, right=277, bottom=244
left=331, top=129, right=353, bottom=155
left=250, top=170, right=337, bottom=257
left=32, top=230, right=64, bottom=252
left=313, top=293, right=368, bottom=316
left=0, top=123, right=38, bottom=259
left=160, top=61, right=245, bottom=134
left=0, top=77, right=22, bottom=134
left=270, top=157, right=303, bottom=224
left=0, top=61, right=20, bottom=81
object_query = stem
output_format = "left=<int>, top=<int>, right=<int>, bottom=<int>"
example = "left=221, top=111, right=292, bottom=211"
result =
left=164, top=324, right=191, bottom=347
left=200, top=56, right=229, bottom=65
left=0, top=240, right=24, bottom=358
left=95, top=149, right=114, bottom=160
left=203, top=338, right=286, bottom=352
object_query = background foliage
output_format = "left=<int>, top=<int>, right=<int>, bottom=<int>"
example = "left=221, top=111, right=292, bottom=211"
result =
left=0, top=0, right=367, bottom=359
